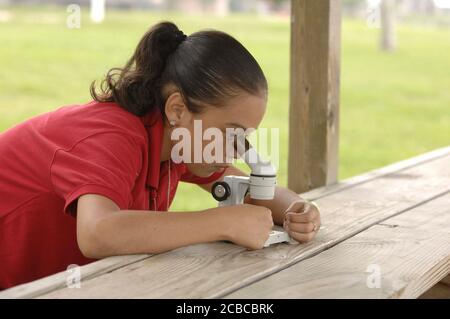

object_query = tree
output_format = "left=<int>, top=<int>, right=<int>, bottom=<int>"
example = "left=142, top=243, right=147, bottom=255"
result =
left=380, top=0, right=396, bottom=52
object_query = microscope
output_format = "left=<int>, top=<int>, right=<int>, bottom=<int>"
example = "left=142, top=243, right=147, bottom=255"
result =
left=211, top=135, right=292, bottom=247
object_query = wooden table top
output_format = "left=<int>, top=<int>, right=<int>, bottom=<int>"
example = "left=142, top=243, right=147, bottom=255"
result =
left=1, top=146, right=449, bottom=299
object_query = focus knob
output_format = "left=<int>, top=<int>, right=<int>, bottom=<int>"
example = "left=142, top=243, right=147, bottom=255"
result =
left=211, top=181, right=231, bottom=202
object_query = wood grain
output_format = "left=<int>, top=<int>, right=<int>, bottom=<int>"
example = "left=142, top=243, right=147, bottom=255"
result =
left=226, top=193, right=450, bottom=299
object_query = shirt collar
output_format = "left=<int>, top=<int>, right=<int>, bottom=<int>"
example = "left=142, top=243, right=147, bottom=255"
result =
left=141, top=111, right=164, bottom=190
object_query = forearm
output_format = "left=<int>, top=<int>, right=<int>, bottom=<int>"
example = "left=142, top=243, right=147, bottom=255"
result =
left=79, top=207, right=229, bottom=258
left=245, top=185, right=305, bottom=226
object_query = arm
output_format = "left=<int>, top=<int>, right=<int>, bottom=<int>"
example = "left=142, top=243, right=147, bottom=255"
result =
left=76, top=194, right=230, bottom=258
left=76, top=193, right=274, bottom=258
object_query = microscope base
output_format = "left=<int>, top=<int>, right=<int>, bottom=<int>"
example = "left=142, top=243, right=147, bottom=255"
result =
left=263, top=226, right=294, bottom=247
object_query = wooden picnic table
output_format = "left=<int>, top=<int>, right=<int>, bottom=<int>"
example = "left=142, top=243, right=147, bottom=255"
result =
left=1, top=147, right=449, bottom=299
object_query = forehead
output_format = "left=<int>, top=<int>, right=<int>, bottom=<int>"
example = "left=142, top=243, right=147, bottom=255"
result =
left=204, top=92, right=267, bottom=129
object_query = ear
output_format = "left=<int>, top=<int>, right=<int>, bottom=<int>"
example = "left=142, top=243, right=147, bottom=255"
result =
left=164, top=92, right=193, bottom=126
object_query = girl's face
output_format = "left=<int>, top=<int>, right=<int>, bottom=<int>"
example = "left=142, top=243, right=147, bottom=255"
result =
left=165, top=90, right=267, bottom=177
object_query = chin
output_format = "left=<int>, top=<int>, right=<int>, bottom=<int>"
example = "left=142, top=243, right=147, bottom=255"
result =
left=185, top=165, right=214, bottom=177
left=196, top=165, right=224, bottom=177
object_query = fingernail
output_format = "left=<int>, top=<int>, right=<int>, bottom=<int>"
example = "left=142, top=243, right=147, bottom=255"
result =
left=298, top=204, right=311, bottom=215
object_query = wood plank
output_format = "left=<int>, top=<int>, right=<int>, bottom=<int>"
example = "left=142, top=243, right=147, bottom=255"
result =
left=302, top=146, right=450, bottom=201
left=35, top=154, right=450, bottom=298
left=0, top=255, right=150, bottom=299
left=226, top=193, right=450, bottom=299
left=440, top=274, right=450, bottom=286
left=288, top=0, right=341, bottom=193
left=2, top=147, right=447, bottom=299
left=420, top=283, right=450, bottom=299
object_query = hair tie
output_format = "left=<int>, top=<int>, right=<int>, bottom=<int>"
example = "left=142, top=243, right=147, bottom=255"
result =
left=175, top=30, right=187, bottom=43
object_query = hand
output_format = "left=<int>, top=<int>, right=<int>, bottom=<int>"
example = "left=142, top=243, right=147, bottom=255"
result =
left=283, top=200, right=321, bottom=243
left=222, top=204, right=274, bottom=250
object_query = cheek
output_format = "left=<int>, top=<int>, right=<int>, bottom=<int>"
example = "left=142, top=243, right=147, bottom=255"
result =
left=185, top=125, right=229, bottom=164
left=184, top=138, right=210, bottom=164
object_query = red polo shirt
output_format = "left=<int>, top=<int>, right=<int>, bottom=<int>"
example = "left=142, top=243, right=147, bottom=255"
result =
left=0, top=101, right=225, bottom=289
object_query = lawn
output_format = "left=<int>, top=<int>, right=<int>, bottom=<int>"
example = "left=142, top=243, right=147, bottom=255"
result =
left=1, top=6, right=449, bottom=211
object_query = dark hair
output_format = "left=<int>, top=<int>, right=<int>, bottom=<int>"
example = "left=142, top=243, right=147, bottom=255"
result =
left=90, top=21, right=268, bottom=117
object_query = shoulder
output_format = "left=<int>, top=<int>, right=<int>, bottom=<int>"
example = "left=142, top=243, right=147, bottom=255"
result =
left=45, top=100, right=147, bottom=147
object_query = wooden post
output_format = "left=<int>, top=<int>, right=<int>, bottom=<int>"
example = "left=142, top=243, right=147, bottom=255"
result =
left=288, top=0, right=341, bottom=193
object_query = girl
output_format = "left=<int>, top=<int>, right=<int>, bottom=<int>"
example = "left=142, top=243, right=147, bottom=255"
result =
left=0, top=21, right=321, bottom=289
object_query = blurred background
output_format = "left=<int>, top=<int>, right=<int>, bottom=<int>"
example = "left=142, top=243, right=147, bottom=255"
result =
left=0, top=0, right=449, bottom=211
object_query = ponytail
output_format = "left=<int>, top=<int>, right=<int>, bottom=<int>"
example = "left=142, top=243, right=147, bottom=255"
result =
left=90, top=21, right=187, bottom=116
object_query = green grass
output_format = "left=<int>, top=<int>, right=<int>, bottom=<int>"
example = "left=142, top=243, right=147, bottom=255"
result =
left=1, top=6, right=449, bottom=211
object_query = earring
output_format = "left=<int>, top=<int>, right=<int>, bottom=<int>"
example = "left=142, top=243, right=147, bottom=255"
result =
left=169, top=120, right=176, bottom=127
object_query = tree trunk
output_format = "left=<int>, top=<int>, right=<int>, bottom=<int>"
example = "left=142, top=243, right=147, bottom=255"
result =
left=380, top=0, right=396, bottom=52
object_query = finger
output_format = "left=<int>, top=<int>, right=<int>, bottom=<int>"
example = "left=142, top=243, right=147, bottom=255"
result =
left=286, top=207, right=318, bottom=223
left=284, top=200, right=306, bottom=216
left=285, top=221, right=315, bottom=233
left=287, top=229, right=315, bottom=243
